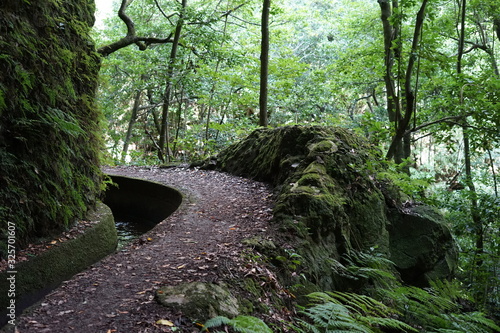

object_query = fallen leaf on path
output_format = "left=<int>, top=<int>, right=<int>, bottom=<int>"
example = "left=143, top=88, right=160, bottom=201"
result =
left=156, top=319, right=174, bottom=326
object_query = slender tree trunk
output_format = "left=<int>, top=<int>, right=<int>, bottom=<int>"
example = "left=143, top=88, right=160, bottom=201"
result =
left=378, top=0, right=402, bottom=162
left=147, top=89, right=162, bottom=135
left=259, top=0, right=270, bottom=127
left=457, top=0, right=484, bottom=296
left=378, top=1, right=400, bottom=125
left=487, top=149, right=498, bottom=197
left=173, top=87, right=185, bottom=156
left=122, top=86, right=143, bottom=161
left=463, top=125, right=483, bottom=266
left=205, top=1, right=230, bottom=140
left=383, top=0, right=428, bottom=166
left=158, top=0, right=186, bottom=162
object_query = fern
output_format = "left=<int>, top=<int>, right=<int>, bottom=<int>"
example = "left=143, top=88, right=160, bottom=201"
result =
left=294, top=291, right=417, bottom=333
left=202, top=315, right=272, bottom=333
left=440, top=312, right=500, bottom=333
left=342, top=251, right=400, bottom=289
left=380, top=282, right=500, bottom=333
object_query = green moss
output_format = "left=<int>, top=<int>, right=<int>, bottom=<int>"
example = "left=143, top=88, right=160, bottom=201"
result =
left=213, top=126, right=397, bottom=292
left=307, top=139, right=339, bottom=154
left=243, top=278, right=263, bottom=298
left=0, top=203, right=116, bottom=311
left=0, top=0, right=103, bottom=257
left=156, top=282, right=241, bottom=321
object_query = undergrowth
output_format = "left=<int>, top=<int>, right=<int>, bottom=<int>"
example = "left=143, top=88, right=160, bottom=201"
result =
left=203, top=251, right=500, bottom=333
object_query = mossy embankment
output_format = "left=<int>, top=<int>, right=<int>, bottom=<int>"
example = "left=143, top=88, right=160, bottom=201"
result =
left=0, top=0, right=103, bottom=258
left=207, top=125, right=458, bottom=293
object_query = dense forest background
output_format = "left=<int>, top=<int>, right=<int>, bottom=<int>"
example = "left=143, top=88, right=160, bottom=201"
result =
left=93, top=0, right=500, bottom=324
left=94, top=0, right=500, bottom=309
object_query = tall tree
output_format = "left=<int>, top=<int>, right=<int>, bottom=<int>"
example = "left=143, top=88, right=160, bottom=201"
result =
left=158, top=0, right=187, bottom=162
left=259, top=0, right=271, bottom=127
left=122, top=81, right=143, bottom=161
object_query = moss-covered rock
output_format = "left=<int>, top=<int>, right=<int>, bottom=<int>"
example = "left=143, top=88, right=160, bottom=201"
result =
left=156, top=282, right=241, bottom=322
left=0, top=0, right=102, bottom=258
left=208, top=125, right=457, bottom=292
left=387, top=205, right=458, bottom=287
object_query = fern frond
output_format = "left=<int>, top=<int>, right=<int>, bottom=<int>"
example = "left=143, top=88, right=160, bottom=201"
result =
left=300, top=292, right=415, bottom=333
left=358, top=316, right=418, bottom=332
left=307, top=291, right=340, bottom=304
left=300, top=301, right=371, bottom=332
left=292, top=319, right=323, bottom=333
left=203, top=316, right=232, bottom=331
left=203, top=315, right=272, bottom=333
left=444, top=312, right=500, bottom=333
left=340, top=251, right=400, bottom=290
left=327, top=291, right=399, bottom=318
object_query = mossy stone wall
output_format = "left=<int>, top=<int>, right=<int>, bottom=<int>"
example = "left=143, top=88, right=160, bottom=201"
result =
left=0, top=0, right=102, bottom=257
left=0, top=203, right=116, bottom=325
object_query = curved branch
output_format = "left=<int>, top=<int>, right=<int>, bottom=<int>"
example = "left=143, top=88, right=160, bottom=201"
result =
left=97, top=0, right=174, bottom=56
left=119, top=0, right=136, bottom=37
left=98, top=35, right=174, bottom=56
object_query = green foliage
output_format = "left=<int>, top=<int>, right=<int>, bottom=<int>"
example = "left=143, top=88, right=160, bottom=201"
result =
left=293, top=253, right=500, bottom=333
left=380, top=281, right=500, bottom=333
left=93, top=1, right=499, bottom=326
left=436, top=187, right=500, bottom=318
left=202, top=315, right=273, bottom=333
left=340, top=251, right=400, bottom=290
left=293, top=291, right=417, bottom=333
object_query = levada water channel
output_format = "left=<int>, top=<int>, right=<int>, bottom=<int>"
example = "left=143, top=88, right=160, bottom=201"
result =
left=103, top=175, right=182, bottom=248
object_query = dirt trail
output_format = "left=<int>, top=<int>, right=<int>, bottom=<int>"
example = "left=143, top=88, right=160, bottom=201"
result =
left=12, top=166, right=274, bottom=333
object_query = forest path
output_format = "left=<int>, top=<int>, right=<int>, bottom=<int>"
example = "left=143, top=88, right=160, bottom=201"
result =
left=14, top=166, right=274, bottom=333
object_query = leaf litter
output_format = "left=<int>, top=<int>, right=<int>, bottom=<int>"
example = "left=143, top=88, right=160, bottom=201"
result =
left=13, top=166, right=295, bottom=332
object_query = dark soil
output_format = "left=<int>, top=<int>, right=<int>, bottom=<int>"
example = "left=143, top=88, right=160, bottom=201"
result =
left=10, top=166, right=289, bottom=333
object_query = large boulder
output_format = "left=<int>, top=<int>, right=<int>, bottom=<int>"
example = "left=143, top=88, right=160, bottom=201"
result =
left=388, top=205, right=458, bottom=287
left=207, top=126, right=457, bottom=290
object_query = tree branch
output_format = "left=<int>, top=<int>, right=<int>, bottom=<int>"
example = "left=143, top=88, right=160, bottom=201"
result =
left=97, top=0, right=175, bottom=56
left=405, top=115, right=466, bottom=136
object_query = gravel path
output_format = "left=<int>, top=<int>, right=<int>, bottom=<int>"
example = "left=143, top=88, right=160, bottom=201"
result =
left=12, top=166, right=275, bottom=333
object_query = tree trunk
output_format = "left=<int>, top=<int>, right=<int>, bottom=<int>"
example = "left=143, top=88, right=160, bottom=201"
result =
left=205, top=2, right=230, bottom=140
left=147, top=89, right=162, bottom=135
left=122, top=86, right=142, bottom=161
left=457, top=0, right=484, bottom=272
left=259, top=0, right=270, bottom=127
left=378, top=0, right=400, bottom=125
left=383, top=0, right=428, bottom=166
left=173, top=87, right=185, bottom=157
left=158, top=0, right=187, bottom=162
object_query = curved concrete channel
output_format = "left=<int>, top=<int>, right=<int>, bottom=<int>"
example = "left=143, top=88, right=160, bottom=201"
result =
left=0, top=175, right=182, bottom=329
left=104, top=175, right=182, bottom=227
left=103, top=175, right=183, bottom=247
